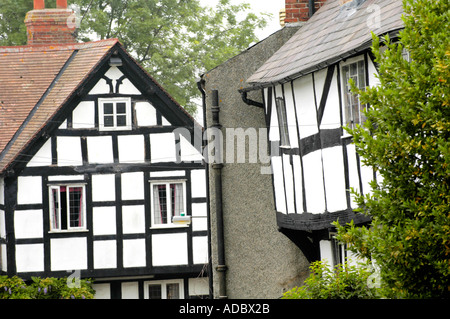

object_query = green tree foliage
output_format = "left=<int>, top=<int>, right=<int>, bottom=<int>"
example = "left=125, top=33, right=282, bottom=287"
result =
left=282, top=261, right=378, bottom=299
left=0, top=275, right=95, bottom=299
left=0, top=0, right=269, bottom=115
left=334, top=0, right=449, bottom=299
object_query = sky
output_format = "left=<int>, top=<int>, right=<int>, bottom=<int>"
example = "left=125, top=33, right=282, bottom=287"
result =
left=200, top=0, right=285, bottom=40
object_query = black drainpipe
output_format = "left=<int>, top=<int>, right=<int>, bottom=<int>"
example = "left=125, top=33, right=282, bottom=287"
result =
left=309, top=0, right=316, bottom=18
left=210, top=89, right=227, bottom=299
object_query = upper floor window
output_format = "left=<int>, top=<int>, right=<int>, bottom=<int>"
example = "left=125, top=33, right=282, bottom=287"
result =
left=150, top=181, right=186, bottom=227
left=341, top=58, right=367, bottom=131
left=145, top=280, right=183, bottom=299
left=275, top=97, right=290, bottom=147
left=98, top=98, right=132, bottom=131
left=49, top=184, right=86, bottom=232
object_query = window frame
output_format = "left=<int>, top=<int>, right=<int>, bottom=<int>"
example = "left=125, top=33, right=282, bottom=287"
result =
left=275, top=97, right=291, bottom=148
left=143, top=279, right=184, bottom=299
left=98, top=97, right=132, bottom=131
left=150, top=180, right=187, bottom=228
left=340, top=56, right=367, bottom=134
left=49, top=184, right=87, bottom=232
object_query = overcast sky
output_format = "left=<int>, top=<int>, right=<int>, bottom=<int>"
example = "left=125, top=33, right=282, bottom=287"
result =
left=200, top=0, right=285, bottom=40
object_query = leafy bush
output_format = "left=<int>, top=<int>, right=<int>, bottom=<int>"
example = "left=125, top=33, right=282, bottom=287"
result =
left=0, top=275, right=95, bottom=299
left=282, top=260, right=379, bottom=299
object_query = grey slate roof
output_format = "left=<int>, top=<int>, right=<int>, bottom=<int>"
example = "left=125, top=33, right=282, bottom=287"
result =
left=245, top=0, right=404, bottom=88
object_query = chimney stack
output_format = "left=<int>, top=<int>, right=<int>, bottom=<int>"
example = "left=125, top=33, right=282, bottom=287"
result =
left=283, top=0, right=325, bottom=25
left=25, top=0, right=78, bottom=45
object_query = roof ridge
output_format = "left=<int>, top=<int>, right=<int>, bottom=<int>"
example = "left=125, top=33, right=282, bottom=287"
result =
left=0, top=38, right=119, bottom=53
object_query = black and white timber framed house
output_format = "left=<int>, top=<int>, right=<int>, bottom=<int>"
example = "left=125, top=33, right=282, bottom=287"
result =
left=241, top=0, right=404, bottom=266
left=0, top=0, right=209, bottom=299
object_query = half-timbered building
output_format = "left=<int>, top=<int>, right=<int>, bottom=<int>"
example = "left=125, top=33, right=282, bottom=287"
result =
left=0, top=0, right=209, bottom=299
left=241, top=0, right=404, bottom=266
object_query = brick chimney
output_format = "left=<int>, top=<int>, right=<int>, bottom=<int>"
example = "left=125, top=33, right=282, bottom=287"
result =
left=25, top=0, right=78, bottom=45
left=282, top=0, right=326, bottom=25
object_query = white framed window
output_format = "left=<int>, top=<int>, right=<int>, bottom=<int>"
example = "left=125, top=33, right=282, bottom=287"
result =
left=275, top=97, right=290, bottom=147
left=98, top=98, right=132, bottom=131
left=341, top=57, right=367, bottom=131
left=150, top=180, right=187, bottom=227
left=144, top=279, right=184, bottom=299
left=49, top=184, right=86, bottom=232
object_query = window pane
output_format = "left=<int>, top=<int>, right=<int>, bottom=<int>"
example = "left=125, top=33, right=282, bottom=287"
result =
left=103, top=103, right=114, bottom=115
left=68, top=187, right=83, bottom=228
left=116, top=115, right=127, bottom=127
left=104, top=115, right=114, bottom=127
left=148, top=285, right=162, bottom=299
left=166, top=283, right=180, bottom=299
left=171, top=183, right=184, bottom=217
left=116, top=102, right=126, bottom=114
left=51, top=188, right=60, bottom=230
left=153, top=185, right=167, bottom=224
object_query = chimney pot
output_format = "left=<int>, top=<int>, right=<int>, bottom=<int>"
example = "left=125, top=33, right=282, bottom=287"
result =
left=34, top=0, right=45, bottom=10
left=56, top=0, right=68, bottom=9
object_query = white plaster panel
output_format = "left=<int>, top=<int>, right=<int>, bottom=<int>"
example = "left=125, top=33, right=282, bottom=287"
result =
left=57, top=137, right=83, bottom=166
left=105, top=66, right=124, bottom=80
left=87, top=136, right=114, bottom=164
left=92, top=174, right=116, bottom=202
left=92, top=283, right=111, bottom=299
left=161, top=116, right=171, bottom=126
left=320, top=72, right=342, bottom=130
left=72, top=101, right=95, bottom=129
left=121, top=172, right=144, bottom=200
left=48, top=175, right=85, bottom=182
left=322, top=146, right=348, bottom=212
left=135, top=102, right=157, bottom=126
left=93, top=240, right=117, bottom=269
left=189, top=277, right=209, bottom=298
left=15, top=244, right=44, bottom=273
left=303, top=151, right=326, bottom=214
left=122, top=205, right=145, bottom=234
left=192, top=203, right=207, bottom=232
left=0, top=210, right=5, bottom=238
left=1, top=243, right=6, bottom=272
left=150, top=133, right=176, bottom=163
left=268, top=93, right=280, bottom=142
left=27, top=139, right=52, bottom=167
left=0, top=178, right=3, bottom=205
left=118, top=78, right=141, bottom=95
left=50, top=237, right=87, bottom=271
left=292, top=155, right=304, bottom=214
left=121, top=282, right=139, bottom=299
left=293, top=74, right=319, bottom=138
left=14, top=210, right=43, bottom=239
left=361, top=161, right=374, bottom=197
left=152, top=233, right=188, bottom=266
left=118, top=135, right=145, bottom=164
left=150, top=170, right=185, bottom=178
left=346, top=144, right=361, bottom=208
left=282, top=154, right=296, bottom=214
left=368, top=56, right=380, bottom=87
left=89, top=78, right=110, bottom=95
left=92, top=206, right=116, bottom=235
left=192, top=236, right=208, bottom=265
left=190, top=169, right=206, bottom=198
left=17, top=176, right=42, bottom=205
left=313, top=68, right=328, bottom=109
left=123, top=239, right=146, bottom=268
left=179, top=135, right=203, bottom=162
left=271, top=156, right=286, bottom=214
left=319, top=240, right=333, bottom=265
left=59, top=120, right=67, bottom=129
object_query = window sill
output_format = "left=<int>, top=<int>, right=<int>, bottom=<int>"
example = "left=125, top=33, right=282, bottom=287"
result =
left=150, top=224, right=189, bottom=230
left=48, top=229, right=89, bottom=234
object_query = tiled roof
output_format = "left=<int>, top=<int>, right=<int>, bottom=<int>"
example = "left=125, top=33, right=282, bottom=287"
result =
left=246, top=0, right=404, bottom=87
left=0, top=39, right=118, bottom=173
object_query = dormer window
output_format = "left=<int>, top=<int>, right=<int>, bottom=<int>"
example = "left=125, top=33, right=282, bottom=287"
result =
left=98, top=98, right=132, bottom=131
left=341, top=57, right=367, bottom=131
